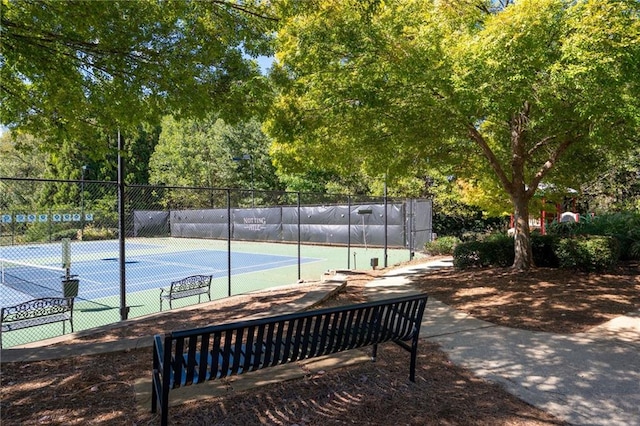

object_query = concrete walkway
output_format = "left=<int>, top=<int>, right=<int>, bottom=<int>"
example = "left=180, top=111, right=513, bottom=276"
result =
left=365, top=259, right=640, bottom=426
left=2, top=258, right=638, bottom=426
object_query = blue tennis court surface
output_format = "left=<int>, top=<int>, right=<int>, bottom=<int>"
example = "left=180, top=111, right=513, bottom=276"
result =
left=1, top=249, right=320, bottom=308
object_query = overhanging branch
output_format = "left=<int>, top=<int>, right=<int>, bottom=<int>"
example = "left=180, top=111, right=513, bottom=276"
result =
left=527, top=135, right=581, bottom=198
left=467, top=124, right=513, bottom=192
left=527, top=134, right=557, bottom=157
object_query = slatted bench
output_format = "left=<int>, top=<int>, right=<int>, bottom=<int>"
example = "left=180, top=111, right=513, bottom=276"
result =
left=0, top=297, right=74, bottom=348
left=152, top=293, right=428, bottom=425
left=159, top=275, right=213, bottom=311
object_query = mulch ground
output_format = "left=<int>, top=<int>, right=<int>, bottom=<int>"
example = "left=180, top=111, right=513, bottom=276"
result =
left=1, top=258, right=637, bottom=425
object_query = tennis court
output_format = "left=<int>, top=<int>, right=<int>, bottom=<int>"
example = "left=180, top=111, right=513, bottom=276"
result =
left=1, top=240, right=321, bottom=309
left=0, top=238, right=411, bottom=347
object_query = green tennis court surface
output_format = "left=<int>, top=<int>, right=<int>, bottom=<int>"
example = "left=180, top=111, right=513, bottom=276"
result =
left=0, top=238, right=412, bottom=347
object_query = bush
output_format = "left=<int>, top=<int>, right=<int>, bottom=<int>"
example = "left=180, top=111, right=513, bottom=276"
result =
left=547, top=212, right=640, bottom=260
left=555, top=236, right=620, bottom=272
left=50, top=228, right=80, bottom=241
left=22, top=221, right=53, bottom=242
left=453, top=231, right=621, bottom=271
left=81, top=225, right=117, bottom=241
left=531, top=234, right=559, bottom=268
left=453, top=241, right=483, bottom=268
left=424, top=236, right=461, bottom=255
left=453, top=235, right=514, bottom=268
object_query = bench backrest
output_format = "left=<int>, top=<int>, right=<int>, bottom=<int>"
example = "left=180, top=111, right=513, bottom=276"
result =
left=1, top=297, right=74, bottom=330
left=155, top=294, right=427, bottom=389
left=169, top=275, right=211, bottom=293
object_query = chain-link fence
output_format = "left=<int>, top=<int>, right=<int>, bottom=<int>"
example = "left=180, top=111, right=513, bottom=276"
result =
left=0, top=177, right=432, bottom=347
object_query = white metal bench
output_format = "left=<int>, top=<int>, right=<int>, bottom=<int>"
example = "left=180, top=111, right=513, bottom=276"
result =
left=1, top=297, right=74, bottom=348
left=159, top=275, right=213, bottom=311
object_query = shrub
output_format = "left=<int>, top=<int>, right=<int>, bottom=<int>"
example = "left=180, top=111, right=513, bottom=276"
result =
left=424, top=236, right=461, bottom=255
left=555, top=236, right=620, bottom=272
left=531, top=234, right=559, bottom=268
left=547, top=212, right=640, bottom=260
left=453, top=231, right=621, bottom=271
left=453, top=241, right=484, bottom=268
left=452, top=233, right=560, bottom=269
left=453, top=235, right=514, bottom=268
left=81, top=225, right=117, bottom=241
left=23, top=221, right=53, bottom=242
left=50, top=228, right=79, bottom=241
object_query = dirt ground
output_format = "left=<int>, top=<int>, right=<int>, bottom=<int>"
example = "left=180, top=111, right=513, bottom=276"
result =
left=1, top=258, right=638, bottom=426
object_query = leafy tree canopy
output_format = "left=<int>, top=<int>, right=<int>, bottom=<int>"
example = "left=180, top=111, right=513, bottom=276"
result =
left=1, top=0, right=276, bottom=153
left=0, top=131, right=49, bottom=180
left=148, top=115, right=281, bottom=207
left=266, top=0, right=640, bottom=269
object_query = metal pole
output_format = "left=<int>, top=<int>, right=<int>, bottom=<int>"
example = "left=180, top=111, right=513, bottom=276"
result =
left=408, top=199, right=414, bottom=260
left=297, top=191, right=301, bottom=281
left=384, top=175, right=388, bottom=267
left=227, top=189, right=232, bottom=297
left=347, top=196, right=351, bottom=269
left=118, top=129, right=129, bottom=320
left=80, top=165, right=87, bottom=238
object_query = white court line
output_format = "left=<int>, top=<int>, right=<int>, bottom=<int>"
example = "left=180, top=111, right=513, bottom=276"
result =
left=69, top=255, right=324, bottom=300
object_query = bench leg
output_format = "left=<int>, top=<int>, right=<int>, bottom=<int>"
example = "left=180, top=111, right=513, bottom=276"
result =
left=409, top=338, right=418, bottom=382
left=160, top=380, right=170, bottom=426
left=371, top=343, right=378, bottom=362
left=151, top=378, right=157, bottom=414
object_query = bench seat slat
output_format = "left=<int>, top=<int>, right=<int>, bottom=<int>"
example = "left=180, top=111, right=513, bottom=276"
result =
left=160, top=287, right=209, bottom=300
left=1, top=312, right=71, bottom=332
left=174, top=343, right=265, bottom=387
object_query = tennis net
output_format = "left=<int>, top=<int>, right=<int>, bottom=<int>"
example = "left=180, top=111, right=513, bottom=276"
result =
left=0, top=258, right=68, bottom=299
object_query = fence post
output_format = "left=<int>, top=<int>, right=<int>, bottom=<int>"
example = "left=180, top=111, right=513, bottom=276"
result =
left=227, top=189, right=231, bottom=297
left=384, top=179, right=388, bottom=268
left=297, top=192, right=301, bottom=281
left=408, top=199, right=414, bottom=260
left=118, top=129, right=129, bottom=321
left=347, top=196, right=351, bottom=269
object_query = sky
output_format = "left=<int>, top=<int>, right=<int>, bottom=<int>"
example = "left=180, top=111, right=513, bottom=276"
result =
left=257, top=55, right=275, bottom=74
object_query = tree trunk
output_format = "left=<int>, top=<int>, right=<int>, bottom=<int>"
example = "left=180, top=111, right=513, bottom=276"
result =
left=512, top=194, right=534, bottom=270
